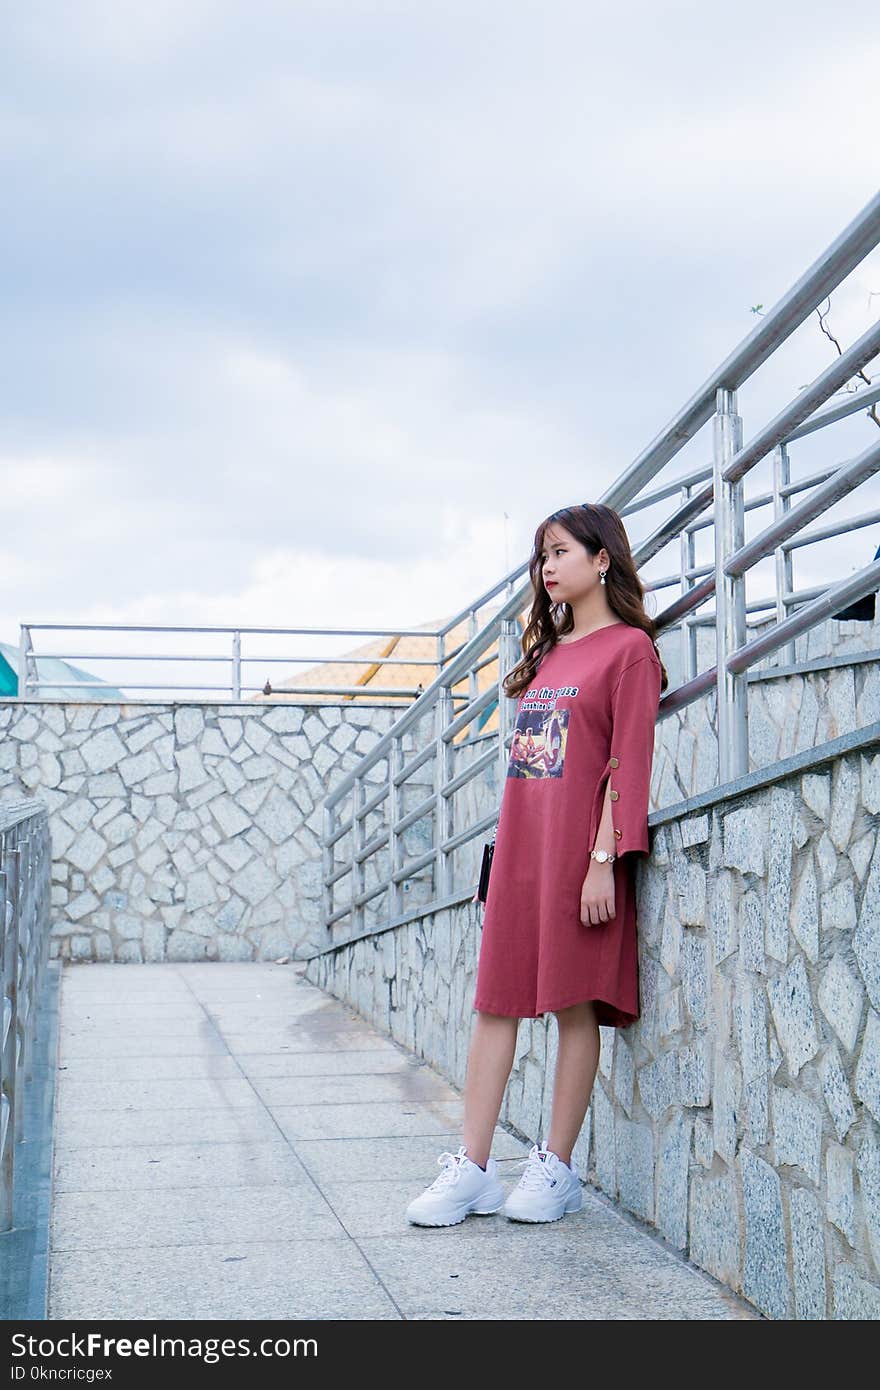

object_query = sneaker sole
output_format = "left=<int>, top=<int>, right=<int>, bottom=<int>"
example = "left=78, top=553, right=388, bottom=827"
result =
left=406, top=1195, right=506, bottom=1227
left=503, top=1191, right=583, bottom=1223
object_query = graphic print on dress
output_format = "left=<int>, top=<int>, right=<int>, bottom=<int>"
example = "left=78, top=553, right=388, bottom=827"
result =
left=506, top=682, right=579, bottom=779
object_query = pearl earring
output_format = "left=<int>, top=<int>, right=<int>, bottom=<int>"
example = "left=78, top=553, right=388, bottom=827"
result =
left=599, top=570, right=607, bottom=585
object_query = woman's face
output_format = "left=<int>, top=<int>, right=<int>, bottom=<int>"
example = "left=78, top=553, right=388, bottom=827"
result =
left=539, top=523, right=604, bottom=605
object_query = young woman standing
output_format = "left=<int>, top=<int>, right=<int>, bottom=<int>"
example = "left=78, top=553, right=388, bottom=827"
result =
left=406, top=502, right=667, bottom=1226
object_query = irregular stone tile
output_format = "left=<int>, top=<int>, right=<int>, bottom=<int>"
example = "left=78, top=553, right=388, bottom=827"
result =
left=678, top=1038, right=711, bottom=1108
left=818, top=954, right=864, bottom=1053
left=801, top=771, right=831, bottom=821
left=853, top=849, right=880, bottom=1009
left=722, top=804, right=766, bottom=875
left=615, top=1115, right=653, bottom=1223
left=80, top=728, right=127, bottom=773
left=856, top=1123, right=880, bottom=1272
left=764, top=785, right=795, bottom=964
left=826, top=1142, right=855, bottom=1245
left=791, top=856, right=819, bottom=963
left=656, top=1110, right=691, bottom=1250
left=688, top=1171, right=741, bottom=1290
left=707, top=869, right=737, bottom=965
left=789, top=1187, right=826, bottom=1319
left=174, top=744, right=210, bottom=792
left=767, top=955, right=819, bottom=1080
left=829, top=759, right=859, bottom=852
left=831, top=1263, right=880, bottom=1319
left=770, top=1086, right=821, bottom=1184
left=67, top=827, right=107, bottom=874
left=854, top=1008, right=880, bottom=1122
left=740, top=1147, right=790, bottom=1319
left=738, top=888, right=765, bottom=974
left=815, top=831, right=838, bottom=891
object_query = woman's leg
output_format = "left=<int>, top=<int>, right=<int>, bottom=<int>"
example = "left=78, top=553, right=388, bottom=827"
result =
left=461, top=1010, right=519, bottom=1167
left=545, top=1000, right=600, bottom=1167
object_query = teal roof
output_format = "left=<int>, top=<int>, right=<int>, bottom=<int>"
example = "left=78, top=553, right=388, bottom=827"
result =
left=0, top=642, right=126, bottom=701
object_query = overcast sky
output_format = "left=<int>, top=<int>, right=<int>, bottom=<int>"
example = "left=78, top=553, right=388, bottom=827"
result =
left=2, top=1, right=879, bottom=689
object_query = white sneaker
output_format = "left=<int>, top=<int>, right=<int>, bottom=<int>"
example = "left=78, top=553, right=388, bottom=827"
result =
left=405, top=1145, right=505, bottom=1226
left=502, top=1143, right=583, bottom=1222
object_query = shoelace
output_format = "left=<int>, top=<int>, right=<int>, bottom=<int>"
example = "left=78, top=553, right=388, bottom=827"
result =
left=513, top=1144, right=559, bottom=1191
left=427, top=1145, right=469, bottom=1190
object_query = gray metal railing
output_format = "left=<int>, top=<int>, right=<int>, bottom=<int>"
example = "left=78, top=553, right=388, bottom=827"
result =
left=322, top=187, right=880, bottom=942
left=14, top=623, right=480, bottom=704
left=1, top=800, right=52, bottom=1232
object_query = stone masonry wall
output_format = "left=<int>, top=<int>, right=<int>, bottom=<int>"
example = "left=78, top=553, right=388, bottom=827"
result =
left=305, top=731, right=880, bottom=1320
left=652, top=614, right=880, bottom=804
left=0, top=701, right=401, bottom=963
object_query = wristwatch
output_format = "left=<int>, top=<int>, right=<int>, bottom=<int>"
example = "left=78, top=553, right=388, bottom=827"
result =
left=590, top=848, right=616, bottom=864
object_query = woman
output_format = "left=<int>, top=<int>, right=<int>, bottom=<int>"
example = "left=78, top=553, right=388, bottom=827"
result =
left=406, top=502, right=667, bottom=1226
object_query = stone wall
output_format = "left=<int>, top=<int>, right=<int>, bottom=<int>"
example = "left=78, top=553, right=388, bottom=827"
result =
left=305, top=725, right=880, bottom=1320
left=0, top=701, right=402, bottom=962
left=652, top=614, right=880, bottom=803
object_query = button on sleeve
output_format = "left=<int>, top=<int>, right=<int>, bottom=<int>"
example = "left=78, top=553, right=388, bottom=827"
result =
left=606, top=655, right=662, bottom=857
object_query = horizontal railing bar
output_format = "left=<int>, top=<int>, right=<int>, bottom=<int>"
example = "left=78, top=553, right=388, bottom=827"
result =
left=624, top=385, right=880, bottom=517
left=30, top=652, right=441, bottom=667
left=326, top=861, right=352, bottom=888
left=724, top=317, right=880, bottom=485
left=784, top=381, right=880, bottom=442
left=393, top=795, right=435, bottom=836
left=325, top=585, right=534, bottom=807
left=444, top=682, right=501, bottom=741
left=780, top=505, right=880, bottom=552
left=22, top=683, right=428, bottom=697
left=726, top=559, right=880, bottom=674
left=358, top=827, right=391, bottom=860
left=654, top=575, right=718, bottom=630
left=620, top=463, right=714, bottom=514
left=441, top=746, right=497, bottom=799
left=726, top=434, right=880, bottom=578
left=602, top=189, right=880, bottom=511
left=395, top=743, right=437, bottom=786
left=631, top=482, right=715, bottom=567
left=21, top=621, right=450, bottom=637
left=439, top=808, right=500, bottom=856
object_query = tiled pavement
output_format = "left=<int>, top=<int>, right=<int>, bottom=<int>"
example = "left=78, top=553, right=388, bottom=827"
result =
left=50, top=962, right=759, bottom=1321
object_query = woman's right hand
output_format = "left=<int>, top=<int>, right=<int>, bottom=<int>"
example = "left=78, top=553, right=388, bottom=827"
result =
left=580, top=862, right=616, bottom=927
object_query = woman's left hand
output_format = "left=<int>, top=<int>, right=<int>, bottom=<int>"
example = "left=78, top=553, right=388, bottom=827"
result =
left=579, top=862, right=616, bottom=927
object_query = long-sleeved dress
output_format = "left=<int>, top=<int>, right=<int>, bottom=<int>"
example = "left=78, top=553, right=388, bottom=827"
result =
left=472, top=621, right=663, bottom=1027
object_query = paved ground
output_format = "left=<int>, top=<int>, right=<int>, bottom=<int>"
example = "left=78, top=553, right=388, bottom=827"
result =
left=50, top=961, right=759, bottom=1320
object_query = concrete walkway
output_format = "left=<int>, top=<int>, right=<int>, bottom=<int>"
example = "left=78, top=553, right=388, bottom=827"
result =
left=51, top=962, right=758, bottom=1321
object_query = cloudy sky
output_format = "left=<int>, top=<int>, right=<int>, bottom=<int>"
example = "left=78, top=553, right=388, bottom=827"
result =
left=2, top=1, right=879, bottom=692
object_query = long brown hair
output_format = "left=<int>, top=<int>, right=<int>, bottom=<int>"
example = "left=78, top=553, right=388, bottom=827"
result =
left=503, top=503, right=669, bottom=698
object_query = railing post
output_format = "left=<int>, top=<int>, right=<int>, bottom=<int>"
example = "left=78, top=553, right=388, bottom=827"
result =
left=322, top=803, right=334, bottom=938
left=772, top=444, right=797, bottom=666
left=18, top=626, right=35, bottom=700
left=231, top=631, right=242, bottom=701
left=352, top=778, right=365, bottom=937
left=0, top=867, right=14, bottom=1232
left=496, top=619, right=518, bottom=782
left=713, top=387, right=748, bottom=782
left=388, top=735, right=404, bottom=920
left=679, top=483, right=698, bottom=683
left=434, top=689, right=453, bottom=899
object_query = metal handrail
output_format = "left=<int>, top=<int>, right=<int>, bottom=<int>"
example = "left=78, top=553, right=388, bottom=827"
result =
left=321, top=187, right=880, bottom=941
left=0, top=801, right=51, bottom=1232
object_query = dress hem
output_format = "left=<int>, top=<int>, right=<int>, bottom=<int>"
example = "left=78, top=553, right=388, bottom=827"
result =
left=473, top=992, right=638, bottom=1029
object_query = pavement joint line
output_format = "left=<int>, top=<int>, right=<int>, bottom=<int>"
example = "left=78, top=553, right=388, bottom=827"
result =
left=169, top=963, right=409, bottom=1320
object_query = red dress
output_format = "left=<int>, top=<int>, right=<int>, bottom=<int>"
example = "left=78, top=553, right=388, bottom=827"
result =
left=473, top=622, right=662, bottom=1027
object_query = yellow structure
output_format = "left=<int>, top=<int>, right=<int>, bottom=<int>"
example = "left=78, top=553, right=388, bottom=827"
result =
left=250, top=608, right=526, bottom=740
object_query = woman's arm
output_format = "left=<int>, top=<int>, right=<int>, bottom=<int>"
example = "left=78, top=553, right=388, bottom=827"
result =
left=580, top=778, right=617, bottom=926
